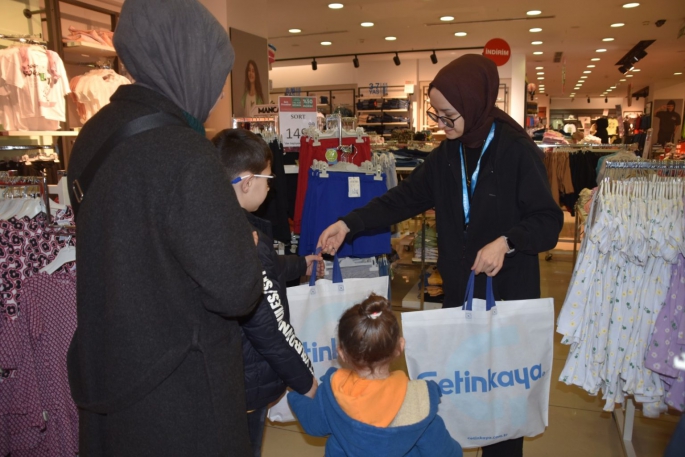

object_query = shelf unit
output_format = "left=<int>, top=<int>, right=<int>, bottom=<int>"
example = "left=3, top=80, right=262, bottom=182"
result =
left=356, top=85, right=412, bottom=137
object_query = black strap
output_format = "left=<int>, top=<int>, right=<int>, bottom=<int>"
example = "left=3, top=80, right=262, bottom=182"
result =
left=71, top=112, right=187, bottom=217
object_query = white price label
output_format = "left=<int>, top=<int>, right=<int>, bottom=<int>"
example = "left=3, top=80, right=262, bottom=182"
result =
left=348, top=176, right=361, bottom=198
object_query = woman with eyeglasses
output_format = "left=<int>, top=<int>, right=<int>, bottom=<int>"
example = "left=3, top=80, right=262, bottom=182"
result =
left=317, top=54, right=562, bottom=457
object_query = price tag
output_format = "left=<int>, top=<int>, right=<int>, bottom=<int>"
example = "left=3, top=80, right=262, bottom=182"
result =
left=278, top=96, right=318, bottom=148
left=348, top=176, right=361, bottom=198
left=368, top=82, right=388, bottom=95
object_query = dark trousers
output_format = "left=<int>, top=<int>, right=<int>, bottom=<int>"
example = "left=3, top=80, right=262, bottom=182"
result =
left=665, top=413, right=685, bottom=457
left=482, top=437, right=524, bottom=457
left=247, top=406, right=269, bottom=457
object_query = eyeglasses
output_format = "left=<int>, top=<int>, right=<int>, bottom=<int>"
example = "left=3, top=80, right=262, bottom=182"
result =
left=426, top=109, right=462, bottom=128
left=231, top=174, right=275, bottom=188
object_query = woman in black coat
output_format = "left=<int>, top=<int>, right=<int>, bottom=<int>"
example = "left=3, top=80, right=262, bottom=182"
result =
left=318, top=54, right=563, bottom=457
left=66, top=0, right=263, bottom=455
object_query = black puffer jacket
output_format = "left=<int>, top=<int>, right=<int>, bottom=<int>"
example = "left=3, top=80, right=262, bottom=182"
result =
left=241, top=211, right=315, bottom=410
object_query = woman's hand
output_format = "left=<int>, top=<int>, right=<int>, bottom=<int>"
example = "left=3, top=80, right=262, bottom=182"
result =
left=317, top=220, right=350, bottom=255
left=472, top=237, right=509, bottom=277
left=305, top=254, right=325, bottom=278
left=252, top=231, right=259, bottom=246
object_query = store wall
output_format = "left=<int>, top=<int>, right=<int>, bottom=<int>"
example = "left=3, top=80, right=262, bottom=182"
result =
left=0, top=0, right=42, bottom=37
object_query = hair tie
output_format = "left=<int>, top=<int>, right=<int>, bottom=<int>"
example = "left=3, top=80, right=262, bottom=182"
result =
left=368, top=311, right=382, bottom=320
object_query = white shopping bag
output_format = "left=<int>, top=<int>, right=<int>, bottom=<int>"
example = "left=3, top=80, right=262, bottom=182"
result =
left=267, top=257, right=389, bottom=423
left=402, top=272, right=554, bottom=448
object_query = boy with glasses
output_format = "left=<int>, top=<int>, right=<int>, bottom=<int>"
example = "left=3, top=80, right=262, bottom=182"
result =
left=212, top=129, right=322, bottom=456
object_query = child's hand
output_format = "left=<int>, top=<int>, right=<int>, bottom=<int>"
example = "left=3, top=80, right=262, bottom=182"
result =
left=252, top=231, right=259, bottom=246
left=305, top=254, right=325, bottom=278
left=304, top=376, right=318, bottom=399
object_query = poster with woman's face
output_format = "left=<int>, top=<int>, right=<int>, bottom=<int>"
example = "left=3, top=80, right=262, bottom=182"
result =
left=230, top=28, right=269, bottom=118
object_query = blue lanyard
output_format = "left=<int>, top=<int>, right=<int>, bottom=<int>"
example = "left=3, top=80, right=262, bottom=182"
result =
left=460, top=123, right=496, bottom=225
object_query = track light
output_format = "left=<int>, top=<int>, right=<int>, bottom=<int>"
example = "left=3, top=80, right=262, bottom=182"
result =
left=618, top=64, right=632, bottom=74
left=311, top=58, right=317, bottom=71
left=587, top=97, right=591, bottom=103
left=393, top=52, right=401, bottom=66
left=353, top=55, right=359, bottom=68
left=605, top=97, right=608, bottom=103
left=430, top=51, right=438, bottom=64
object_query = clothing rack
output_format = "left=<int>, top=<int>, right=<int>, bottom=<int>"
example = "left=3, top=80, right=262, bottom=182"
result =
left=595, top=159, right=685, bottom=457
left=0, top=171, right=50, bottom=222
left=0, top=34, right=47, bottom=47
left=0, top=145, right=55, bottom=151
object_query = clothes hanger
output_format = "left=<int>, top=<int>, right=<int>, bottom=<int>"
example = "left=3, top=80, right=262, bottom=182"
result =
left=40, top=237, right=76, bottom=274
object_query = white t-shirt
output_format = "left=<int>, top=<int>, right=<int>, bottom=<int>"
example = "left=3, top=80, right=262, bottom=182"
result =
left=563, top=123, right=577, bottom=134
left=244, top=93, right=257, bottom=117
left=72, top=69, right=130, bottom=123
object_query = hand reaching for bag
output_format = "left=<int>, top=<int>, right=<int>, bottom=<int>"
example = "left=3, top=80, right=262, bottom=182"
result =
left=472, top=237, right=508, bottom=277
left=305, top=254, right=325, bottom=278
left=317, top=220, right=350, bottom=256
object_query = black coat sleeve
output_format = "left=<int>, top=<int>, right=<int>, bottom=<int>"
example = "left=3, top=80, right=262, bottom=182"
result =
left=242, top=238, right=314, bottom=395
left=502, top=138, right=564, bottom=254
left=165, top=157, right=262, bottom=317
left=341, top=154, right=436, bottom=237
left=278, top=255, right=307, bottom=283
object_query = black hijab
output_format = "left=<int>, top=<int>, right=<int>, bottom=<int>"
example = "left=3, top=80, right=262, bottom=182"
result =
left=430, top=54, right=533, bottom=146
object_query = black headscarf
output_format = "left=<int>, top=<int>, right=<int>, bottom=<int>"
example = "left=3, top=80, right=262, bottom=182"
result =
left=430, top=54, right=532, bottom=146
left=113, top=0, right=234, bottom=123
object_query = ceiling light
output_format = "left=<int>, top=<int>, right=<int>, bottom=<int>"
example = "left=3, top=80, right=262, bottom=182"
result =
left=611, top=23, right=625, bottom=27
left=537, top=77, right=544, bottom=80
left=385, top=36, right=396, bottom=41
left=580, top=76, right=587, bottom=79
left=535, top=66, right=544, bottom=69
left=393, top=53, right=401, bottom=66
left=587, top=65, right=596, bottom=68
left=626, top=74, right=633, bottom=77
left=321, top=41, right=332, bottom=46
left=583, top=71, right=591, bottom=74
left=603, top=38, right=615, bottom=42
left=532, top=41, right=543, bottom=45
left=596, top=49, right=607, bottom=53
left=530, top=28, right=543, bottom=33
left=527, top=10, right=542, bottom=16
left=328, top=3, right=344, bottom=9
left=289, top=29, right=301, bottom=34
left=533, top=51, right=543, bottom=55
left=440, top=16, right=454, bottom=21
left=353, top=55, right=359, bottom=68
left=537, top=72, right=544, bottom=75
left=622, top=3, right=640, bottom=8
left=430, top=51, right=438, bottom=64
left=455, top=32, right=467, bottom=37
left=632, top=68, right=640, bottom=72
left=571, top=93, right=576, bottom=96
left=311, top=58, right=317, bottom=71
left=676, top=72, right=683, bottom=75
left=361, top=22, right=374, bottom=27
left=620, top=78, right=627, bottom=81
left=611, top=86, right=617, bottom=89
left=591, top=58, right=601, bottom=61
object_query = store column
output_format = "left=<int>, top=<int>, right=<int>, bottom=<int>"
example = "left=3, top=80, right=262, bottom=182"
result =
left=199, top=0, right=269, bottom=136
left=510, top=53, right=527, bottom=127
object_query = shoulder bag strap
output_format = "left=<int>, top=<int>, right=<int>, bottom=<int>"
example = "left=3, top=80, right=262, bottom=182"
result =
left=71, top=112, right=188, bottom=217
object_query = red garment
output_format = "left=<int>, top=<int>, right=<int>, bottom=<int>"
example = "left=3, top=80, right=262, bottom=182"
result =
left=293, top=136, right=371, bottom=233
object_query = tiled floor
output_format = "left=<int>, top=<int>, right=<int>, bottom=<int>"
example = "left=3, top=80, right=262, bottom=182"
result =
left=263, top=229, right=680, bottom=456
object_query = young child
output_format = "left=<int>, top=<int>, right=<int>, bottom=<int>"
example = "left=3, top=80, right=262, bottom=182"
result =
left=212, top=129, right=321, bottom=457
left=288, top=294, right=462, bottom=457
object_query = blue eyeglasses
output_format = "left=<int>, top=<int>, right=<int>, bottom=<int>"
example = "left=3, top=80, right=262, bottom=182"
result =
left=231, top=174, right=275, bottom=187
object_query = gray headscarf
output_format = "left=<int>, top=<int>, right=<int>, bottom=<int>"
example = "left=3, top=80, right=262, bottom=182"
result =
left=113, top=0, right=234, bottom=123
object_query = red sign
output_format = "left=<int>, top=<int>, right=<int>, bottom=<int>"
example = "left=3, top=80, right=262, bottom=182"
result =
left=482, top=38, right=511, bottom=66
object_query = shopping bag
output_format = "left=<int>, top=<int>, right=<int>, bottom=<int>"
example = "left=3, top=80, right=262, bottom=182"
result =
left=267, top=255, right=389, bottom=423
left=402, top=272, right=554, bottom=448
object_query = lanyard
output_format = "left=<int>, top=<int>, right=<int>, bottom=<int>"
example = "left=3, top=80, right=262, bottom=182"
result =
left=460, top=123, right=496, bottom=225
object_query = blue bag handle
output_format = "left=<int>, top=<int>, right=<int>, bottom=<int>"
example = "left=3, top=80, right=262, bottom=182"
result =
left=462, top=271, right=496, bottom=311
left=309, top=247, right=344, bottom=286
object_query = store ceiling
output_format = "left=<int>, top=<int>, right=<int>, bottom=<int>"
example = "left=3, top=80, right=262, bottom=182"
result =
left=267, top=0, right=685, bottom=99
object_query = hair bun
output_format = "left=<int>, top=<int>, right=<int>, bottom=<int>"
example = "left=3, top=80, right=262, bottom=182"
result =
left=362, top=294, right=389, bottom=319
